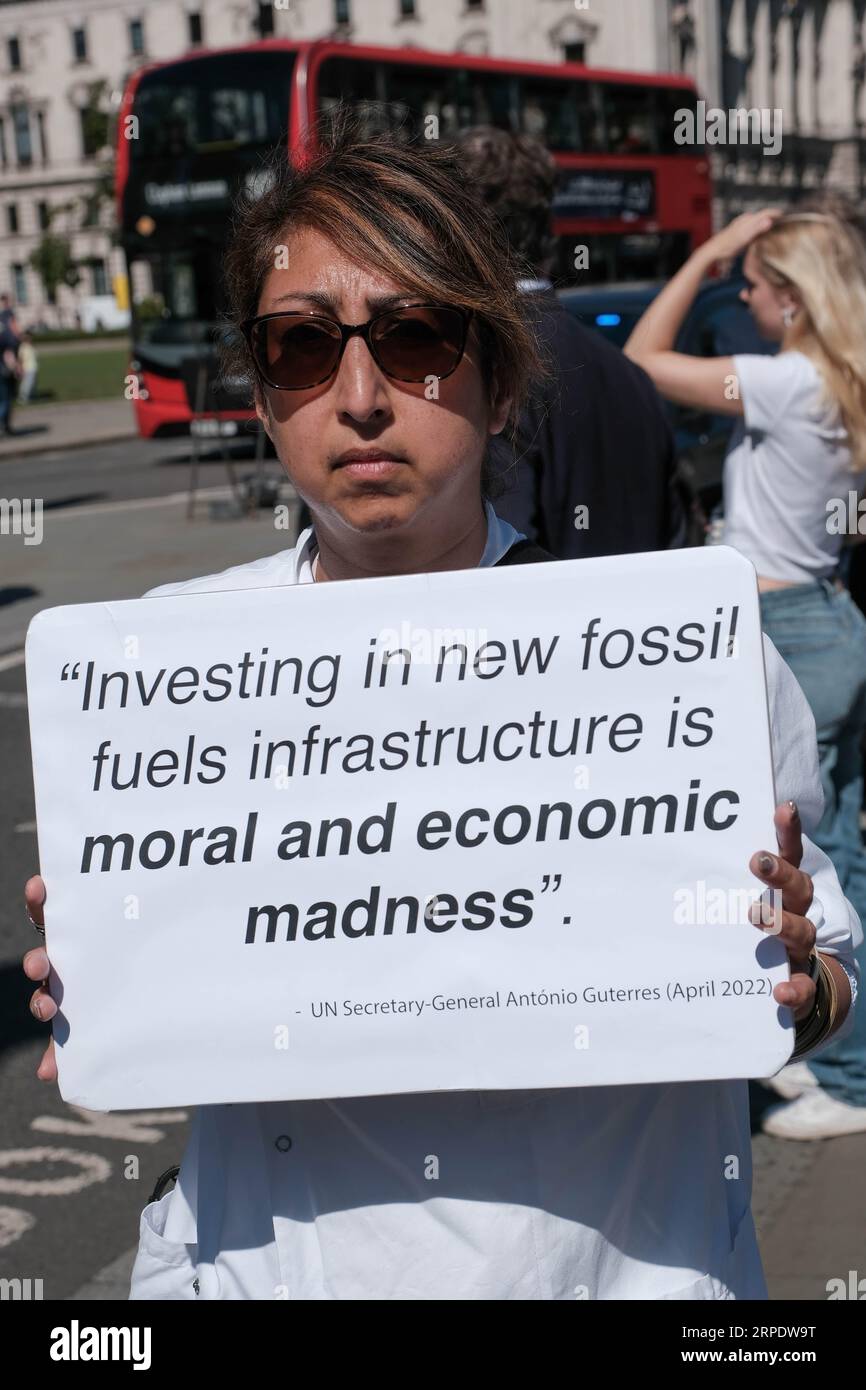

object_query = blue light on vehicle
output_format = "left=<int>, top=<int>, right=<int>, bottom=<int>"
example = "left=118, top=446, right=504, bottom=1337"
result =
left=595, top=313, right=621, bottom=326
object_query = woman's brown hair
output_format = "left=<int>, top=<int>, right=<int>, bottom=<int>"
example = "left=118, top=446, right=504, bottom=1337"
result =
left=220, top=111, right=548, bottom=497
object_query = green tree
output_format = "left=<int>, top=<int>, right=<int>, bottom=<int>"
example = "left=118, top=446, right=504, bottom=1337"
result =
left=28, top=233, right=80, bottom=305
left=81, top=79, right=111, bottom=158
left=79, top=79, right=118, bottom=240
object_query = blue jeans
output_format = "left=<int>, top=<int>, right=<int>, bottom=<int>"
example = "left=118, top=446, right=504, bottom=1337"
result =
left=760, top=579, right=866, bottom=1104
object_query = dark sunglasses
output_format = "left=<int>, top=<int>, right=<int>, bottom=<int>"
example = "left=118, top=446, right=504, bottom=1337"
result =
left=241, top=302, right=472, bottom=391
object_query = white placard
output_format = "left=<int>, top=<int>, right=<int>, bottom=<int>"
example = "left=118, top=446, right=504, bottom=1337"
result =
left=25, top=545, right=792, bottom=1110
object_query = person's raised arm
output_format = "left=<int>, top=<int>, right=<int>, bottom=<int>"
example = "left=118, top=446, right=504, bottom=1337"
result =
left=623, top=209, right=779, bottom=416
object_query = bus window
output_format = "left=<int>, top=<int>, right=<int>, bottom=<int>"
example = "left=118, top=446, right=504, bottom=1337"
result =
left=318, top=58, right=421, bottom=139
left=318, top=57, right=381, bottom=124
left=130, top=53, right=291, bottom=161
left=552, top=230, right=692, bottom=286
left=382, top=63, right=455, bottom=138
left=451, top=69, right=516, bottom=131
left=517, top=76, right=604, bottom=152
left=518, top=78, right=579, bottom=148
left=128, top=246, right=222, bottom=348
left=318, top=58, right=515, bottom=140
left=656, top=87, right=703, bottom=153
left=208, top=88, right=270, bottom=146
left=602, top=83, right=655, bottom=154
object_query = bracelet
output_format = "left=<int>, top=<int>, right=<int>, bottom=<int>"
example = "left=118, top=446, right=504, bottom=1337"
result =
left=791, top=956, right=839, bottom=1059
left=791, top=964, right=825, bottom=1057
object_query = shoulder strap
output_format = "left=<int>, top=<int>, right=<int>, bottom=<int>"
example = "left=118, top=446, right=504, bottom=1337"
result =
left=494, top=537, right=558, bottom=566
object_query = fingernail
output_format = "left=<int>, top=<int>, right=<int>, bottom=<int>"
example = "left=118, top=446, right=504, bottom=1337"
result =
left=31, top=999, right=44, bottom=1021
left=787, top=800, right=799, bottom=819
left=759, top=853, right=776, bottom=873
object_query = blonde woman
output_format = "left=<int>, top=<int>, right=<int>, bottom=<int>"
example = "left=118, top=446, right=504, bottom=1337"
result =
left=626, top=207, right=866, bottom=1140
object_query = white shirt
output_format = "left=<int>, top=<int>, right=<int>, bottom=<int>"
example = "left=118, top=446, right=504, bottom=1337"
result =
left=130, top=505, right=861, bottom=1301
left=721, top=351, right=866, bottom=584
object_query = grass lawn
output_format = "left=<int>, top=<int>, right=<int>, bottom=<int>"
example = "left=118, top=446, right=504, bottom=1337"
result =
left=17, top=347, right=131, bottom=404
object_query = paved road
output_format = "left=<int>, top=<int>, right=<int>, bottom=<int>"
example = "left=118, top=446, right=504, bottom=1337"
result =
left=0, top=429, right=271, bottom=514
left=0, top=434, right=294, bottom=657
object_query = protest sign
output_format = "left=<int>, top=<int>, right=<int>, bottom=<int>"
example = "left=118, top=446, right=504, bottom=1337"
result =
left=25, top=545, right=792, bottom=1110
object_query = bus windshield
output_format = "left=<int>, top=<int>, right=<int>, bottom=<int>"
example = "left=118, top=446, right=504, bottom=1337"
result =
left=122, top=52, right=294, bottom=370
left=129, top=50, right=293, bottom=162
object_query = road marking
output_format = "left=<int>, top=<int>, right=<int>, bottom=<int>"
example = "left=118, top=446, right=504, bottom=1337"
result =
left=0, top=690, right=27, bottom=706
left=0, top=649, right=25, bottom=672
left=0, top=1205, right=36, bottom=1249
left=0, top=1147, right=111, bottom=1196
left=14, top=820, right=36, bottom=833
left=32, top=1107, right=189, bottom=1144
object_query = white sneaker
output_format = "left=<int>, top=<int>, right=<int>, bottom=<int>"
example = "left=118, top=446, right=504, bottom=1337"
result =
left=761, top=1061, right=819, bottom=1101
left=762, top=1088, right=866, bottom=1140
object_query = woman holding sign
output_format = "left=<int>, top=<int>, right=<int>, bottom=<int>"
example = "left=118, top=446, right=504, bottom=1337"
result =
left=24, top=123, right=860, bottom=1300
left=625, top=206, right=866, bottom=1142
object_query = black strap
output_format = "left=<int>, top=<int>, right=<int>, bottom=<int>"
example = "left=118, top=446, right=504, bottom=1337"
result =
left=494, top=537, right=558, bottom=566
left=148, top=1164, right=180, bottom=1204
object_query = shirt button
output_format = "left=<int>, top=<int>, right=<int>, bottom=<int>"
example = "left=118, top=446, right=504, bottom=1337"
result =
left=275, top=1134, right=293, bottom=1153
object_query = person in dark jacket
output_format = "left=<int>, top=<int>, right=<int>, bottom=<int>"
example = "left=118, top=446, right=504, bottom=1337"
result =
left=457, top=128, right=685, bottom=557
left=0, top=321, right=20, bottom=435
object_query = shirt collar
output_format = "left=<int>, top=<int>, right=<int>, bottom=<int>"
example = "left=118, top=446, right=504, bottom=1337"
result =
left=296, top=500, right=525, bottom=584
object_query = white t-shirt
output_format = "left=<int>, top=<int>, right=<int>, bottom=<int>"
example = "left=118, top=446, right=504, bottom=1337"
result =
left=721, top=351, right=866, bottom=583
left=129, top=507, right=861, bottom=1301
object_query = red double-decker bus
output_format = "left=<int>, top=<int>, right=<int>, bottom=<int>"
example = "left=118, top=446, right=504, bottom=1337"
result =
left=116, top=39, right=711, bottom=438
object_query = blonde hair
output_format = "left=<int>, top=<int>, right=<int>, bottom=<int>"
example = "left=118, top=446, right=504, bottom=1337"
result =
left=752, top=211, right=866, bottom=470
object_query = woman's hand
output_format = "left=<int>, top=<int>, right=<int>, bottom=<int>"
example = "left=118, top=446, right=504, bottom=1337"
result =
left=23, top=874, right=58, bottom=1082
left=700, top=207, right=782, bottom=274
left=749, top=802, right=818, bottom=1021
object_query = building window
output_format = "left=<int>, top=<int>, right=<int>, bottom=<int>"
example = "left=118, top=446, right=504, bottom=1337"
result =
left=335, top=0, right=351, bottom=25
left=37, top=200, right=51, bottom=231
left=465, top=0, right=484, bottom=10
left=188, top=11, right=203, bottom=45
left=36, top=109, right=48, bottom=163
left=0, top=116, right=7, bottom=169
left=12, top=264, right=28, bottom=305
left=563, top=42, right=586, bottom=64
left=6, top=204, right=18, bottom=234
left=8, top=36, right=21, bottom=71
left=129, top=18, right=145, bottom=56
left=72, top=27, right=88, bottom=62
left=399, top=0, right=417, bottom=16
left=12, top=106, right=32, bottom=166
left=256, top=2, right=275, bottom=37
left=89, top=259, right=109, bottom=295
